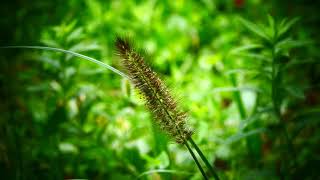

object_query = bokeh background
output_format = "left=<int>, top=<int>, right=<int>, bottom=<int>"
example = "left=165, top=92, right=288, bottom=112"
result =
left=1, top=0, right=319, bottom=179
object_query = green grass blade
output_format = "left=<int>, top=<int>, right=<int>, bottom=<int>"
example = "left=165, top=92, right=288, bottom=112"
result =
left=0, top=46, right=129, bottom=79
left=188, top=138, right=220, bottom=180
left=185, top=141, right=209, bottom=180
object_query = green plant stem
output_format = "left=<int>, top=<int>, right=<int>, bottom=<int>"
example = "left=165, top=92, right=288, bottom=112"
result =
left=271, top=46, right=292, bottom=149
left=230, top=74, right=262, bottom=159
left=188, top=138, right=220, bottom=180
left=270, top=45, right=297, bottom=173
left=184, top=141, right=208, bottom=180
left=230, top=74, right=247, bottom=119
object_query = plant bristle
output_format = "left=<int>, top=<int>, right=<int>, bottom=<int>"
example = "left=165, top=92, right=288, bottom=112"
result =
left=115, top=37, right=193, bottom=143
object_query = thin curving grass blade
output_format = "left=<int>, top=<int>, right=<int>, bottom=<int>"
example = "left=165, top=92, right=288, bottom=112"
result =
left=0, top=46, right=129, bottom=79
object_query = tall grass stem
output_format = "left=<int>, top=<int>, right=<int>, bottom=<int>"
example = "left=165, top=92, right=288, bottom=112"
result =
left=184, top=141, right=208, bottom=180
left=188, top=138, right=220, bottom=180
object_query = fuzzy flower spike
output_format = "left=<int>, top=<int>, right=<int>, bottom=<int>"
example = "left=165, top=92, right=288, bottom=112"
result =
left=115, top=37, right=193, bottom=144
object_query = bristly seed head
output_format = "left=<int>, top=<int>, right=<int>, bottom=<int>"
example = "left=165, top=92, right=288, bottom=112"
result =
left=115, top=37, right=193, bottom=144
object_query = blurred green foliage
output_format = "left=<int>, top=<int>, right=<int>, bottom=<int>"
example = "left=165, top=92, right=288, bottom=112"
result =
left=0, top=0, right=320, bottom=179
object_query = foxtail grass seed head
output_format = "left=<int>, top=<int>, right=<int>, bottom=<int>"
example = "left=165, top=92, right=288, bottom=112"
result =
left=115, top=37, right=193, bottom=144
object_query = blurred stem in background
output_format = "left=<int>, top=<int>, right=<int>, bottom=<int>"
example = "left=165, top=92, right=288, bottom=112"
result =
left=269, top=28, right=297, bottom=176
left=230, top=73, right=262, bottom=159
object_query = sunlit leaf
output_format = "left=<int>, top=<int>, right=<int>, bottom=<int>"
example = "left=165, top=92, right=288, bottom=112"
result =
left=229, top=44, right=263, bottom=54
left=237, top=52, right=271, bottom=62
left=238, top=17, right=271, bottom=42
left=66, top=27, right=85, bottom=43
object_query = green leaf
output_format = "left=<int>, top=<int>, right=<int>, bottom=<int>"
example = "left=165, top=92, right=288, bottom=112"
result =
left=230, top=44, right=263, bottom=55
left=238, top=17, right=271, bottom=42
left=267, top=14, right=275, bottom=32
left=66, top=27, right=84, bottom=43
left=238, top=52, right=271, bottom=62
left=69, top=42, right=100, bottom=53
left=278, top=17, right=300, bottom=37
left=266, top=14, right=276, bottom=40
left=67, top=42, right=100, bottom=60
left=267, top=14, right=275, bottom=29
left=275, top=38, right=312, bottom=53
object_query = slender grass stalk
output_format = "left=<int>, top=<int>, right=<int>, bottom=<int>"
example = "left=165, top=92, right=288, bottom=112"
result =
left=185, top=140, right=209, bottom=180
left=188, top=137, right=220, bottom=180
left=0, top=46, right=129, bottom=79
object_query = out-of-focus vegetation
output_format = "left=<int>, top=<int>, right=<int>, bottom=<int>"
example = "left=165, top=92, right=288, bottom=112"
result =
left=1, top=0, right=320, bottom=179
